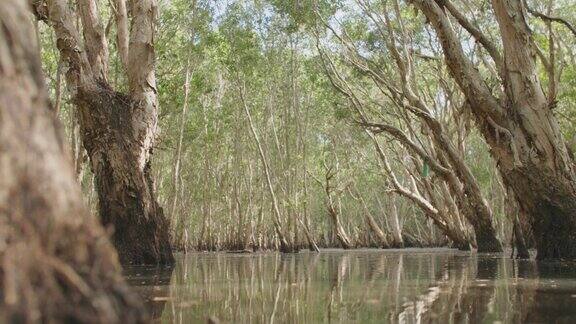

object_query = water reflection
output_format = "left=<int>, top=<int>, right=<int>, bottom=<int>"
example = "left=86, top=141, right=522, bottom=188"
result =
left=124, top=265, right=174, bottom=320
left=126, top=249, right=576, bottom=323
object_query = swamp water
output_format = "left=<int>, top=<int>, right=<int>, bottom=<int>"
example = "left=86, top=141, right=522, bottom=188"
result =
left=125, top=249, right=576, bottom=323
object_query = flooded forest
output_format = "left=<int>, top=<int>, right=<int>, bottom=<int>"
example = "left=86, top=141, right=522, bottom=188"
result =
left=0, top=0, right=576, bottom=322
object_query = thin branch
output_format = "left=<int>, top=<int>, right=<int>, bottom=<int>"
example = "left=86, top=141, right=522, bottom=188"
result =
left=525, top=1, right=576, bottom=37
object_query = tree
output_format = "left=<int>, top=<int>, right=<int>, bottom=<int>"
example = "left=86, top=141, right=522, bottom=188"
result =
left=412, top=0, right=576, bottom=259
left=34, top=0, right=173, bottom=264
left=315, top=1, right=502, bottom=251
left=0, top=0, right=146, bottom=321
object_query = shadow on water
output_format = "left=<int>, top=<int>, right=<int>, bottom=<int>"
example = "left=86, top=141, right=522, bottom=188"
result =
left=125, top=249, right=576, bottom=323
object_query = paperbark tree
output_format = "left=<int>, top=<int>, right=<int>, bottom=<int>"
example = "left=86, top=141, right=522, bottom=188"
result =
left=0, top=0, right=146, bottom=321
left=171, top=62, right=192, bottom=247
left=309, top=158, right=354, bottom=249
left=316, top=1, right=503, bottom=251
left=317, top=36, right=501, bottom=251
left=349, top=185, right=391, bottom=248
left=413, top=0, right=576, bottom=259
left=34, top=0, right=173, bottom=264
left=238, top=81, right=293, bottom=252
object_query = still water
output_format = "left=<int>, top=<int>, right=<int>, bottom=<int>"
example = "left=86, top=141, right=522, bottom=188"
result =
left=125, top=249, right=576, bottom=323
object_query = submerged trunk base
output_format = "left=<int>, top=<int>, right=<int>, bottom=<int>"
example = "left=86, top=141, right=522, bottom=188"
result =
left=475, top=229, right=503, bottom=253
left=78, top=87, right=174, bottom=265
left=533, top=202, right=576, bottom=260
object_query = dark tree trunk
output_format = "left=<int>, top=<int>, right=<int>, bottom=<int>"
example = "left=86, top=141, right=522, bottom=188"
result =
left=506, top=171, right=576, bottom=259
left=76, top=85, right=173, bottom=264
left=474, top=223, right=503, bottom=253
left=0, top=1, right=146, bottom=321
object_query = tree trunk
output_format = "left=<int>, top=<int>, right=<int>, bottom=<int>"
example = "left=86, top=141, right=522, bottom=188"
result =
left=426, top=124, right=502, bottom=252
left=38, top=0, right=173, bottom=264
left=414, top=0, right=576, bottom=259
left=238, top=83, right=292, bottom=252
left=327, top=196, right=353, bottom=249
left=387, top=195, right=404, bottom=248
left=490, top=0, right=576, bottom=260
left=0, top=1, right=146, bottom=321
left=323, top=166, right=353, bottom=249
left=76, top=87, right=173, bottom=264
left=170, top=62, right=192, bottom=247
left=353, top=191, right=389, bottom=248
left=369, top=131, right=471, bottom=249
left=513, top=214, right=530, bottom=259
left=320, top=35, right=501, bottom=252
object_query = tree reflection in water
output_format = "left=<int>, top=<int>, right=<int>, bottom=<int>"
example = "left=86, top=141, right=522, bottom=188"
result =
left=124, top=265, right=174, bottom=321
left=125, top=250, right=576, bottom=323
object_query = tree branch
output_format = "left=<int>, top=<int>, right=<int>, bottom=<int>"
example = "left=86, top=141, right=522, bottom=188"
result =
left=525, top=1, right=576, bottom=37
left=436, top=0, right=504, bottom=77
